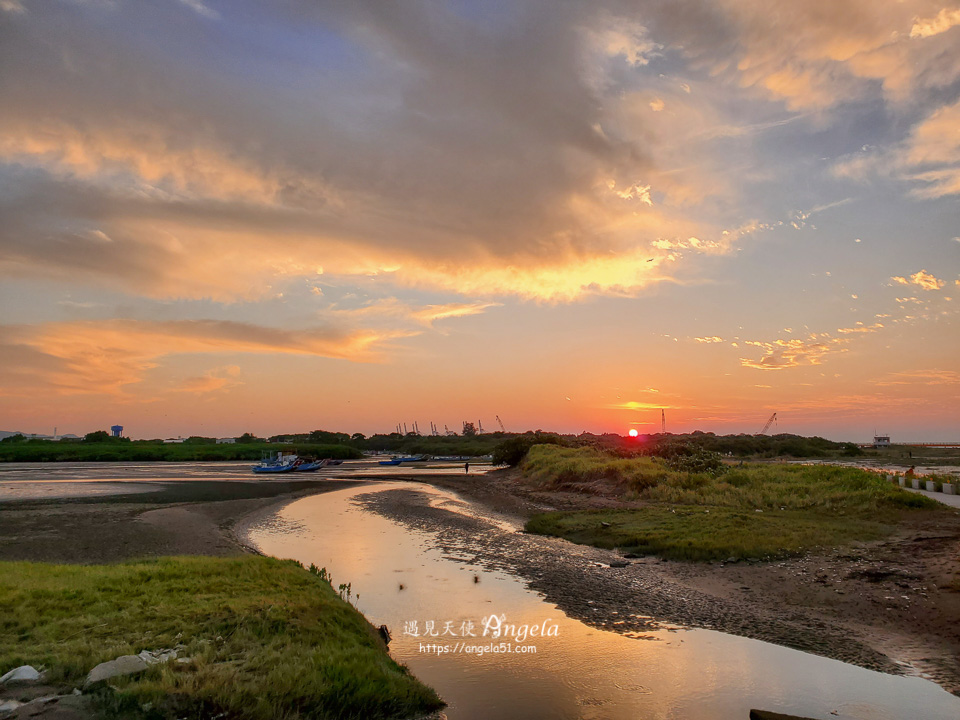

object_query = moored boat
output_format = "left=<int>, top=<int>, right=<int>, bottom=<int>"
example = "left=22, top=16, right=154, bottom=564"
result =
left=252, top=452, right=301, bottom=474
left=294, top=458, right=329, bottom=472
left=378, top=455, right=426, bottom=466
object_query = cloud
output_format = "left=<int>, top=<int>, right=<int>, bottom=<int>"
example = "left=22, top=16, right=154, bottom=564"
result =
left=1, top=0, right=959, bottom=313
left=173, top=365, right=242, bottom=394
left=606, top=400, right=672, bottom=411
left=891, top=269, right=946, bottom=290
left=0, top=319, right=414, bottom=398
left=0, top=1, right=824, bottom=304
left=834, top=98, right=960, bottom=198
left=739, top=322, right=885, bottom=370
left=331, top=298, right=499, bottom=326
left=740, top=336, right=843, bottom=370
left=178, top=0, right=219, bottom=21
left=910, top=8, right=960, bottom=38
left=873, top=369, right=960, bottom=386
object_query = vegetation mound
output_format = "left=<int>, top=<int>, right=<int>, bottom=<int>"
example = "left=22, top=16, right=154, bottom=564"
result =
left=522, top=446, right=940, bottom=561
left=0, top=556, right=442, bottom=720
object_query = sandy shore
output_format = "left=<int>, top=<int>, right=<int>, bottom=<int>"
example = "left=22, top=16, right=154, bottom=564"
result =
left=2, top=470, right=958, bottom=697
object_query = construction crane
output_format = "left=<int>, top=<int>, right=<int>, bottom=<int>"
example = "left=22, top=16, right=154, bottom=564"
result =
left=495, top=415, right=506, bottom=432
left=758, top=412, right=778, bottom=435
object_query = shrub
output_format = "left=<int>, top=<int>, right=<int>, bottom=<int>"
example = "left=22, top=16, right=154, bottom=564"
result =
left=492, top=433, right=565, bottom=466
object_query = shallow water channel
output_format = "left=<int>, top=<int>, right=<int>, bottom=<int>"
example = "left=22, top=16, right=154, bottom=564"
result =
left=246, top=482, right=960, bottom=720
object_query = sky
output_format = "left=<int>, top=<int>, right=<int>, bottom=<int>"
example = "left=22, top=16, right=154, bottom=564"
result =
left=1, top=0, right=958, bottom=441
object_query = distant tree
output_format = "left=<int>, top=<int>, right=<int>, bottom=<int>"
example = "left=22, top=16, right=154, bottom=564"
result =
left=82, top=430, right=111, bottom=443
left=350, top=433, right=366, bottom=442
left=184, top=436, right=217, bottom=445
left=462, top=422, right=477, bottom=437
left=0, top=433, right=25, bottom=443
left=309, top=430, right=349, bottom=444
left=237, top=432, right=258, bottom=444
left=492, top=434, right=565, bottom=466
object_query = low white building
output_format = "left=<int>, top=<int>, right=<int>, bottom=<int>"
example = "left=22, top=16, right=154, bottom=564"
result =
left=873, top=435, right=891, bottom=447
left=216, top=437, right=237, bottom=444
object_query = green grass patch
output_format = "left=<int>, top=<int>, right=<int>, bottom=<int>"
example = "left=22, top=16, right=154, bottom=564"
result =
left=0, top=556, right=442, bottom=719
left=522, top=446, right=941, bottom=561
left=0, top=441, right=362, bottom=463
left=526, top=506, right=894, bottom=561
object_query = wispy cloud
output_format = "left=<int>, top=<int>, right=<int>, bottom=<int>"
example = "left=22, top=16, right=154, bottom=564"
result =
left=0, top=319, right=415, bottom=398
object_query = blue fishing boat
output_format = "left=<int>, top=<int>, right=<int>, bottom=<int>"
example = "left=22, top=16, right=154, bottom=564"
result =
left=294, top=458, right=329, bottom=472
left=252, top=452, right=300, bottom=474
left=378, top=455, right=426, bottom=466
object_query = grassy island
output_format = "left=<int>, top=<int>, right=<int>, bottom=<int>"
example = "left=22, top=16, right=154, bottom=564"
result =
left=522, top=445, right=943, bottom=561
left=0, top=556, right=442, bottom=719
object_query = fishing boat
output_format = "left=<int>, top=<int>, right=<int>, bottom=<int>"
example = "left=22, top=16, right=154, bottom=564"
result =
left=252, top=452, right=301, bottom=474
left=378, top=455, right=426, bottom=466
left=294, top=458, right=329, bottom=472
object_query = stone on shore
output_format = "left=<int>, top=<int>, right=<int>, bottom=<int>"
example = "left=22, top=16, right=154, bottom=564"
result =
left=0, top=699, right=23, bottom=714
left=0, top=694, right=92, bottom=719
left=0, top=666, right=41, bottom=685
left=83, top=655, right=148, bottom=687
left=137, top=649, right=177, bottom=665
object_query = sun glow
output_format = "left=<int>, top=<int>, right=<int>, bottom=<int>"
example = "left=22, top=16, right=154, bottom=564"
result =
left=628, top=429, right=639, bottom=438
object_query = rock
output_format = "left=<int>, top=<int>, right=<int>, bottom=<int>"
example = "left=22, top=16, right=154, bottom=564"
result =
left=608, top=561, right=630, bottom=568
left=4, top=695, right=92, bottom=719
left=0, top=699, right=23, bottom=714
left=83, top=655, right=148, bottom=687
left=724, top=557, right=739, bottom=564
left=137, top=649, right=177, bottom=665
left=0, top=665, right=41, bottom=684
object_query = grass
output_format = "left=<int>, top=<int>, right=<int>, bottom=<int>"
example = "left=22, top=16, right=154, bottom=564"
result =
left=522, top=446, right=941, bottom=561
left=526, top=507, right=893, bottom=561
left=0, top=441, right=362, bottom=463
left=0, top=556, right=442, bottom=719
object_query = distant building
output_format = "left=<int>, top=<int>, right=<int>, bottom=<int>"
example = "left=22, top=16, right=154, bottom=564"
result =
left=163, top=437, right=185, bottom=444
left=873, top=435, right=891, bottom=448
left=111, top=425, right=123, bottom=438
left=216, top=437, right=236, bottom=444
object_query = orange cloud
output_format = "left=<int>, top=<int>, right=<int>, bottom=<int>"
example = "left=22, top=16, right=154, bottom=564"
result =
left=891, top=269, right=946, bottom=290
left=0, top=320, right=415, bottom=398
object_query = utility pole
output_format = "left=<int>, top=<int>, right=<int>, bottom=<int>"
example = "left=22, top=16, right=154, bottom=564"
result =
left=661, top=409, right=666, bottom=433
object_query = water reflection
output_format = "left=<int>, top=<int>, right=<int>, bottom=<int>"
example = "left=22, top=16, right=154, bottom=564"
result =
left=246, top=483, right=960, bottom=720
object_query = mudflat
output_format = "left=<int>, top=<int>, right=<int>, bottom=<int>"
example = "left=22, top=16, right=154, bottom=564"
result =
left=417, top=469, right=960, bottom=696
left=2, top=469, right=958, bottom=697
left=0, top=479, right=363, bottom=563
